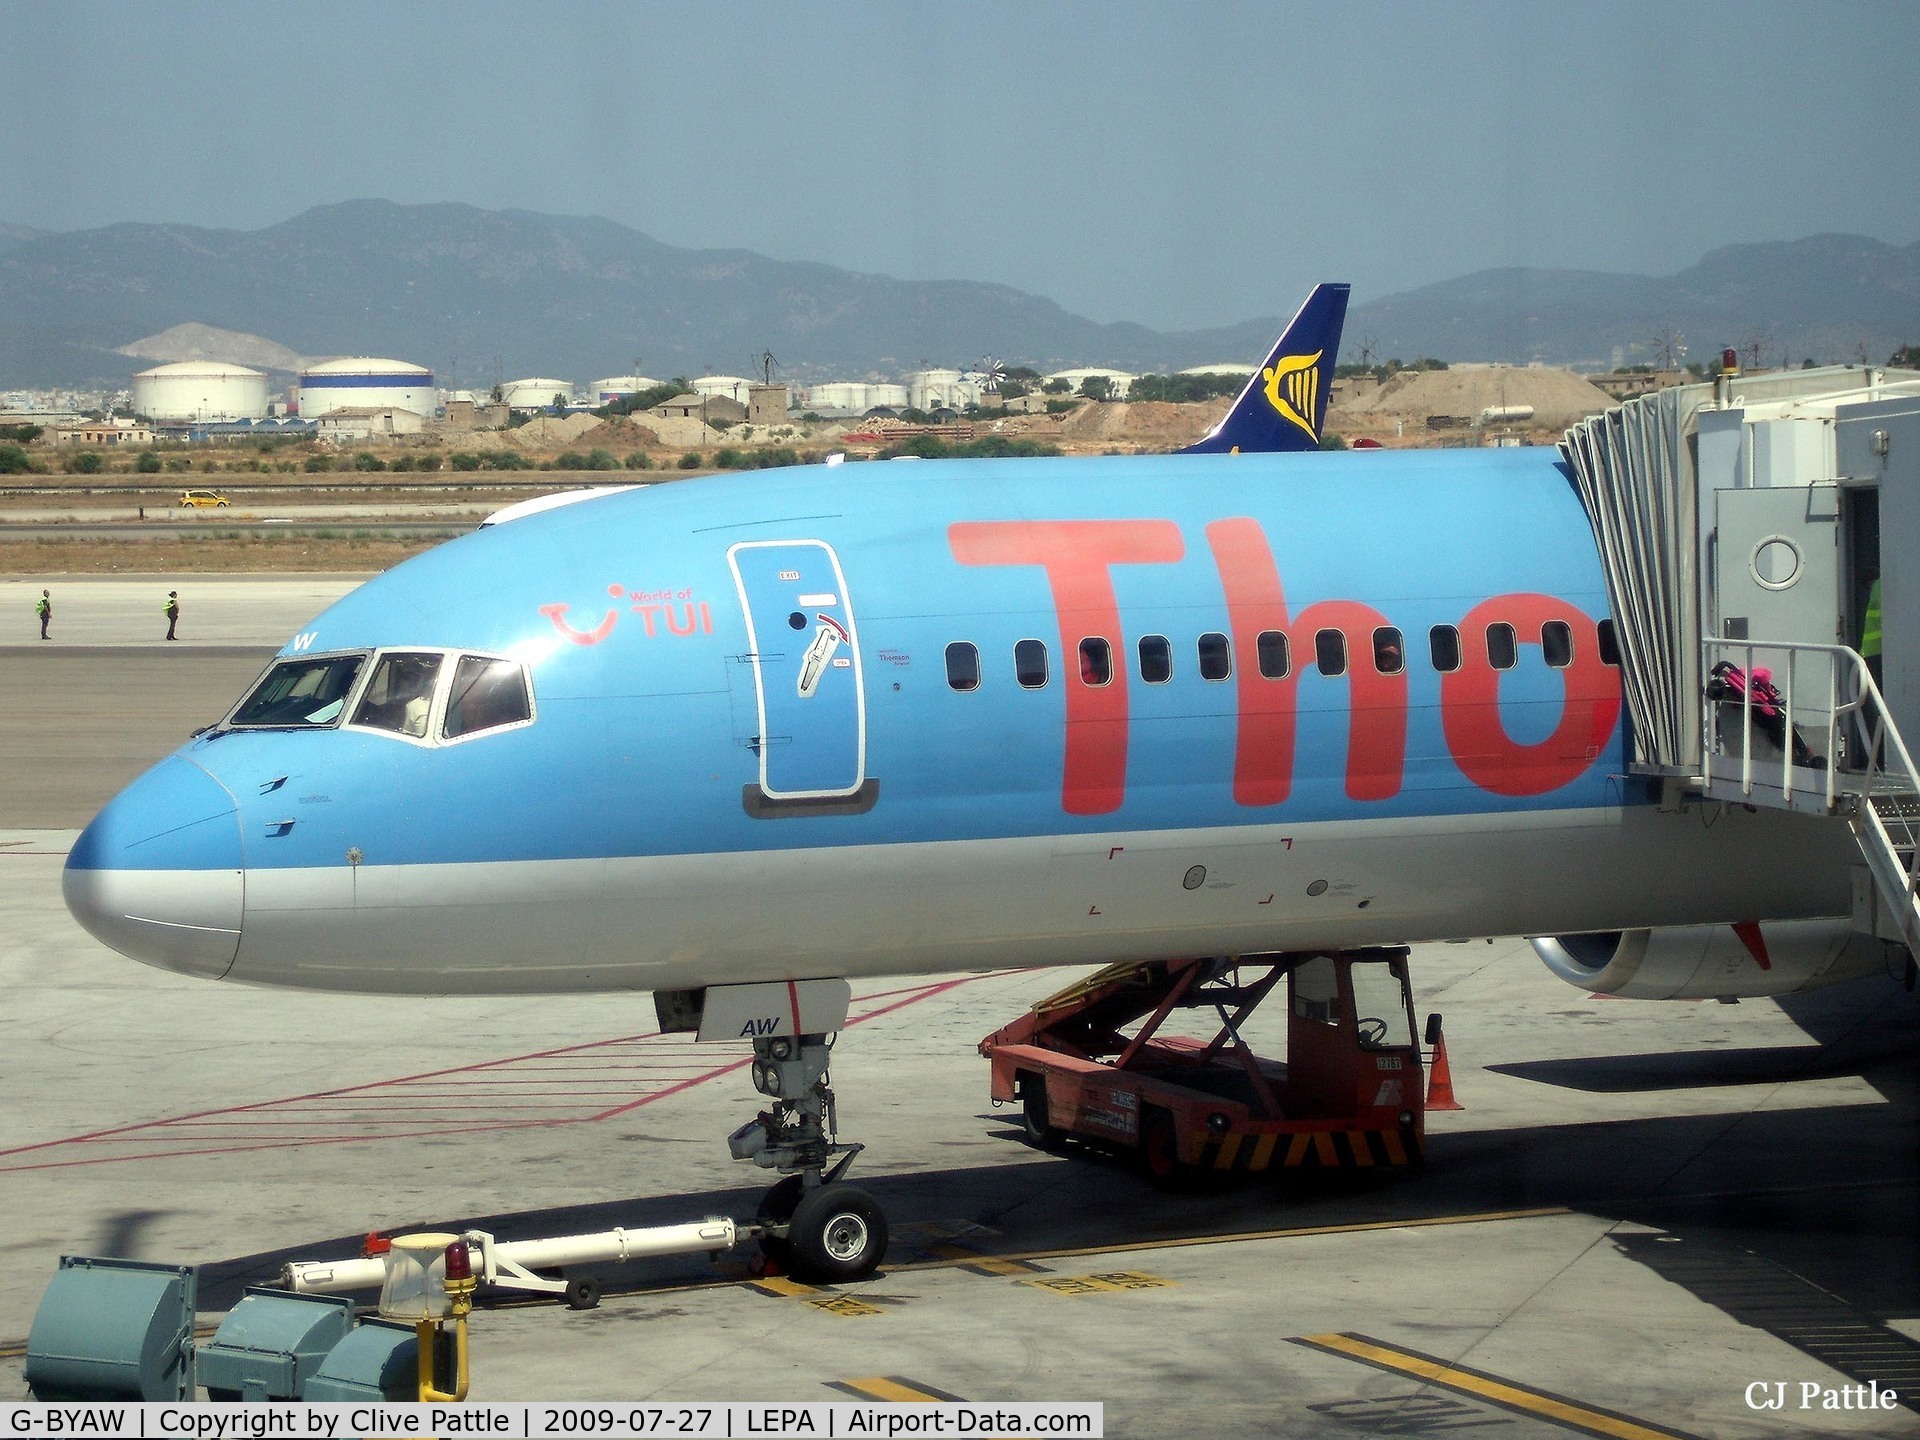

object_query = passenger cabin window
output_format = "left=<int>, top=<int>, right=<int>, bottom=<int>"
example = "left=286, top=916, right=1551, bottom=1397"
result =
left=1597, top=618, right=1621, bottom=666
left=1429, top=625, right=1461, bottom=672
left=352, top=652, right=444, bottom=737
left=1138, top=635, right=1172, bottom=684
left=1485, top=623, right=1518, bottom=670
left=1015, top=638, right=1049, bottom=689
left=443, top=656, right=532, bottom=740
left=1079, top=637, right=1113, bottom=686
left=1372, top=626, right=1405, bottom=674
left=1541, top=620, right=1573, bottom=668
left=1198, top=632, right=1232, bottom=681
left=229, top=654, right=365, bottom=728
left=945, top=642, right=980, bottom=692
left=1256, top=630, right=1290, bottom=679
left=1315, top=628, right=1346, bottom=676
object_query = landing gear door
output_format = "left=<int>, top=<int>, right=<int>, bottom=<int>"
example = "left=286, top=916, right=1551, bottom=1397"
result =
left=1714, top=484, right=1839, bottom=719
left=727, top=540, right=867, bottom=799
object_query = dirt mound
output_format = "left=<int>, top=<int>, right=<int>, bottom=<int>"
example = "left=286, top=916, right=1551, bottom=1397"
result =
left=1050, top=399, right=1225, bottom=448
left=1339, top=365, right=1614, bottom=429
left=576, top=415, right=661, bottom=450
left=506, top=412, right=602, bottom=448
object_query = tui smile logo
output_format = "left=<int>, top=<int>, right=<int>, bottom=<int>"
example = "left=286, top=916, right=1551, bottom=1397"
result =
left=1261, top=349, right=1323, bottom=439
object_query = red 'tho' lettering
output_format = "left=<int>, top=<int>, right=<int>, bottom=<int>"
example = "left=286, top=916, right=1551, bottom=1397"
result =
left=950, top=520, right=1184, bottom=814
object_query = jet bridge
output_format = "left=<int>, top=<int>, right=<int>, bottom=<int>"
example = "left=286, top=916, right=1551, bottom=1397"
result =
left=1561, top=362, right=1920, bottom=959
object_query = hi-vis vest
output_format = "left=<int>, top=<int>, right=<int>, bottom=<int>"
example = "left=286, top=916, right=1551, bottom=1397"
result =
left=1863, top=579, right=1882, bottom=659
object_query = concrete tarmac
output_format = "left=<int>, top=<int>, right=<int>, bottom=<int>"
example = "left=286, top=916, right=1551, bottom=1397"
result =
left=1, top=580, right=1917, bottom=1435
left=0, top=577, right=364, bottom=827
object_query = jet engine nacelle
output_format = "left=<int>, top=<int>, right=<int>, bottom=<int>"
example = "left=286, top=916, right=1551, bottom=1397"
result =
left=1530, top=919, right=1895, bottom=1000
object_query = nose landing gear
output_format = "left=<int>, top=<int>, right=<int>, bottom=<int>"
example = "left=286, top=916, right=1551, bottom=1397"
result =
left=726, top=1031, right=888, bottom=1280
left=655, top=979, right=888, bottom=1282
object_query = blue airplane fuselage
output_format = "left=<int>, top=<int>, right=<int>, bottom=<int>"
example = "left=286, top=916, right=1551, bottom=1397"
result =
left=64, top=448, right=1857, bottom=993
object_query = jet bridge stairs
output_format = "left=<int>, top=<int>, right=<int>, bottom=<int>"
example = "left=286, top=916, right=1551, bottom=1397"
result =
left=1562, top=373, right=1920, bottom=960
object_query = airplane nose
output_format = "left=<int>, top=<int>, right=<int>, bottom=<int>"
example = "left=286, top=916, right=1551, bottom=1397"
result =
left=64, top=755, right=244, bottom=980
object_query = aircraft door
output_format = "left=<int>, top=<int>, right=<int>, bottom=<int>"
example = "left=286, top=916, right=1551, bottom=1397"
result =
left=1714, top=484, right=1840, bottom=719
left=726, top=540, right=867, bottom=799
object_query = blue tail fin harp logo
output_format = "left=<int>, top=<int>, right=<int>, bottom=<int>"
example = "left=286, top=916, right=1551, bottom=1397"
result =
left=1176, top=282, right=1348, bottom=456
left=1263, top=348, right=1323, bottom=441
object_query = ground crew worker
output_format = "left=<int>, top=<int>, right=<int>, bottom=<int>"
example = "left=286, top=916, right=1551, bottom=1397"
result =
left=36, top=588, right=50, bottom=640
left=1850, top=572, right=1884, bottom=770
left=164, top=589, right=179, bottom=641
left=1863, top=576, right=1883, bottom=691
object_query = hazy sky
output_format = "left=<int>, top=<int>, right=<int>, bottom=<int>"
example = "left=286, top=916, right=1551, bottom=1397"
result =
left=4, top=1, right=1915, bottom=332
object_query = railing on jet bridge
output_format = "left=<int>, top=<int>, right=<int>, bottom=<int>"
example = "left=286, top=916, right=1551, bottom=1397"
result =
left=1701, top=639, right=1920, bottom=924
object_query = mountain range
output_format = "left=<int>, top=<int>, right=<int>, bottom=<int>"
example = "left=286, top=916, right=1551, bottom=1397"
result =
left=1, top=200, right=1915, bottom=389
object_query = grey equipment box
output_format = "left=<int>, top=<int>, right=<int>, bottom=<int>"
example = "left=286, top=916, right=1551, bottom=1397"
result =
left=24, top=1255, right=197, bottom=1400
left=198, top=1288, right=357, bottom=1400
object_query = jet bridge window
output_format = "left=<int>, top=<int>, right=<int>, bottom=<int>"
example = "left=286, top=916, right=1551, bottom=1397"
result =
left=351, top=652, right=444, bottom=738
left=443, top=655, right=533, bottom=740
left=1138, top=634, right=1172, bottom=683
left=1015, top=638, right=1049, bottom=689
left=1197, top=632, right=1232, bottom=681
left=1485, top=623, right=1518, bottom=670
left=228, top=653, right=365, bottom=728
left=945, top=642, right=980, bottom=692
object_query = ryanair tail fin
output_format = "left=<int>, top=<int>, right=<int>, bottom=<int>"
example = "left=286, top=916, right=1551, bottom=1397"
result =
left=1177, top=283, right=1350, bottom=454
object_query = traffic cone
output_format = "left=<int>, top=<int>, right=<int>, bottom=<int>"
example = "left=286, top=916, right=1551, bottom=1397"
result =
left=1425, top=1032, right=1464, bottom=1111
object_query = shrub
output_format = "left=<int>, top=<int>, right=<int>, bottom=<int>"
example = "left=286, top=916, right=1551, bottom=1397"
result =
left=877, top=434, right=1062, bottom=461
left=484, top=451, right=520, bottom=470
left=678, top=452, right=703, bottom=470
left=0, top=442, right=32, bottom=474
left=67, top=449, right=105, bottom=474
left=414, top=453, right=442, bottom=471
left=585, top=448, right=620, bottom=470
left=167, top=456, right=193, bottom=473
left=304, top=454, right=333, bottom=472
left=353, top=451, right=386, bottom=472
left=136, top=450, right=163, bottom=473
left=449, top=452, right=482, bottom=471
left=388, top=454, right=415, bottom=472
left=624, top=451, right=653, bottom=470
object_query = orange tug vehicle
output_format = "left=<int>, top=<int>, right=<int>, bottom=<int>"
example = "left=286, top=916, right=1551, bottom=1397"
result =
left=982, top=948, right=1439, bottom=1183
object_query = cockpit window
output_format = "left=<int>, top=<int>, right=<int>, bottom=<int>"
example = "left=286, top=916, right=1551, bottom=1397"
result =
left=350, top=652, right=444, bottom=737
left=228, top=654, right=366, bottom=728
left=443, top=656, right=533, bottom=739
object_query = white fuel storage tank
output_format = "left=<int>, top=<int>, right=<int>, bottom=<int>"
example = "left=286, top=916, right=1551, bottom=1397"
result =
left=132, top=362, right=271, bottom=421
left=297, top=358, right=436, bottom=419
